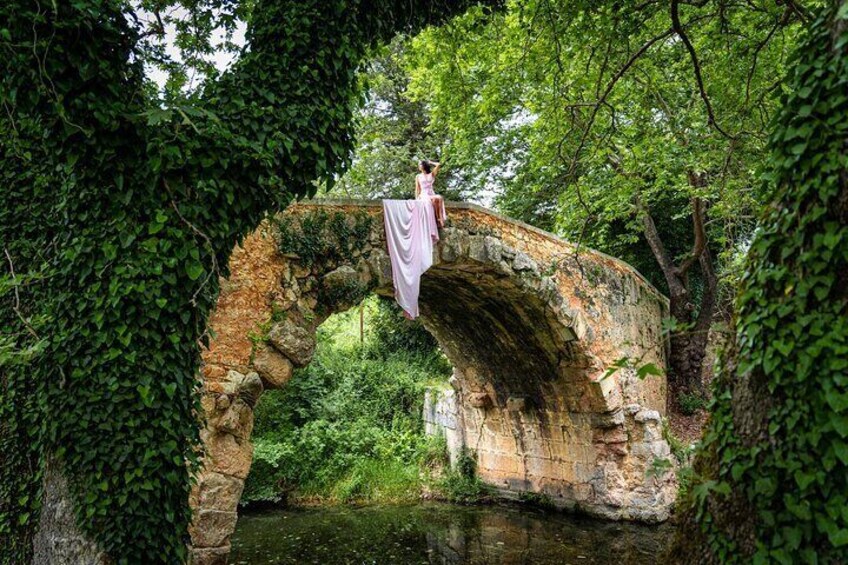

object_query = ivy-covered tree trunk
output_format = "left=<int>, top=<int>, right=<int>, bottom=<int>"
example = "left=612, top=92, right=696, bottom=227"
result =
left=0, top=1, right=499, bottom=563
left=670, top=2, right=848, bottom=562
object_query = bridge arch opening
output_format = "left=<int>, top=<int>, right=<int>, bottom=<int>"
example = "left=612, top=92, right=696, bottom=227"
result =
left=189, top=201, right=676, bottom=564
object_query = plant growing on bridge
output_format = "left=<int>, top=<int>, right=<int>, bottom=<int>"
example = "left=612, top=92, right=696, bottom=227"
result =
left=0, top=1, right=499, bottom=562
left=274, top=210, right=374, bottom=268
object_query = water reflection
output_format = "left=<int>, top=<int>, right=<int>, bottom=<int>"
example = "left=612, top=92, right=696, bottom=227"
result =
left=229, top=502, right=671, bottom=564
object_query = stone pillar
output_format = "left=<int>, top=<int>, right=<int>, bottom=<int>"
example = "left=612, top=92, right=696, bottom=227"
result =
left=188, top=370, right=262, bottom=565
left=422, top=384, right=466, bottom=465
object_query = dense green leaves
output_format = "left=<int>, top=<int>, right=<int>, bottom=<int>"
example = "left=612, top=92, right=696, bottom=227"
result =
left=244, top=302, right=451, bottom=505
left=403, top=0, right=803, bottom=294
left=0, top=0, right=499, bottom=562
left=684, top=3, right=848, bottom=561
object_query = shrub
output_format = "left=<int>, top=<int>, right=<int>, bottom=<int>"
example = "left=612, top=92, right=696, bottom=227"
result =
left=677, top=392, right=707, bottom=415
left=369, top=297, right=440, bottom=356
left=331, top=458, right=420, bottom=504
left=244, top=302, right=451, bottom=505
left=437, top=448, right=490, bottom=504
left=518, top=491, right=556, bottom=510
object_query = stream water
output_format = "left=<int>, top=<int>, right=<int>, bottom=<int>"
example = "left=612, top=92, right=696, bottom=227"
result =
left=229, top=502, right=672, bottom=564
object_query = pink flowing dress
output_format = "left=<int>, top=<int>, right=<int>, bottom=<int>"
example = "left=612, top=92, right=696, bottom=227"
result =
left=382, top=199, right=439, bottom=319
left=417, top=172, right=447, bottom=223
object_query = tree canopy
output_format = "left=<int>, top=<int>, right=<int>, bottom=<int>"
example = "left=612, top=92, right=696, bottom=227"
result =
left=398, top=0, right=808, bottom=394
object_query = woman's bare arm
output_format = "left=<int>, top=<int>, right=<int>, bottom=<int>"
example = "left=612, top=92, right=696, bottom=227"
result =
left=415, top=176, right=421, bottom=198
left=432, top=161, right=441, bottom=176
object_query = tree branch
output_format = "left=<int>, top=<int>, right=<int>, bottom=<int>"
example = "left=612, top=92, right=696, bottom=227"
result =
left=677, top=192, right=708, bottom=277
left=744, top=9, right=788, bottom=107
left=3, top=248, right=38, bottom=339
left=566, top=27, right=675, bottom=176
left=671, top=0, right=734, bottom=140
left=639, top=200, right=686, bottom=297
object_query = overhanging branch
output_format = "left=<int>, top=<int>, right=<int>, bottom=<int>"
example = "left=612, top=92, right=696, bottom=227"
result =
left=671, top=0, right=734, bottom=140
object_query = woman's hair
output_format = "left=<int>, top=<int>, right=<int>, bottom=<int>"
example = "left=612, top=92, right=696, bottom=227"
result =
left=419, top=160, right=432, bottom=174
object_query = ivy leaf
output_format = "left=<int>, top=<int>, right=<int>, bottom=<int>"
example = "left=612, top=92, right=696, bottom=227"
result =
left=137, top=384, right=153, bottom=408
left=185, top=260, right=204, bottom=281
left=636, top=363, right=663, bottom=380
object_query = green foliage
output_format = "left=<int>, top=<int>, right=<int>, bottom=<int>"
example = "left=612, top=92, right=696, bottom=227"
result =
left=0, top=274, right=47, bottom=559
left=328, top=37, right=467, bottom=201
left=677, top=392, right=708, bottom=416
left=243, top=303, right=451, bottom=505
left=369, top=297, right=441, bottom=356
left=330, top=458, right=421, bottom=504
left=404, top=0, right=804, bottom=294
left=275, top=210, right=374, bottom=268
left=419, top=430, right=451, bottom=470
left=518, top=491, right=556, bottom=510
left=436, top=448, right=490, bottom=504
left=689, top=4, right=848, bottom=561
left=0, top=0, right=497, bottom=562
left=661, top=421, right=697, bottom=503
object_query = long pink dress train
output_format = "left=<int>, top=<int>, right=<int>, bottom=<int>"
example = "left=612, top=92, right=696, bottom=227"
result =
left=382, top=198, right=441, bottom=319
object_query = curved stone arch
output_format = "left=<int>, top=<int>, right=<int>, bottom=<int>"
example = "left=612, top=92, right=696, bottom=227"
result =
left=189, top=201, right=675, bottom=563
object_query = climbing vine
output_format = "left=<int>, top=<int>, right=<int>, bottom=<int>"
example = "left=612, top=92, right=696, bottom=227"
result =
left=676, top=3, right=848, bottom=562
left=0, top=1, right=497, bottom=563
left=275, top=210, right=375, bottom=268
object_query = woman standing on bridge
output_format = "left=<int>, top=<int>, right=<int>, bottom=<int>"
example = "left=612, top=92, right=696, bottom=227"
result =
left=415, top=160, right=446, bottom=227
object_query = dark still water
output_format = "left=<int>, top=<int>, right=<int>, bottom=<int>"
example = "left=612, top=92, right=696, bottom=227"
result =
left=229, top=502, right=672, bottom=564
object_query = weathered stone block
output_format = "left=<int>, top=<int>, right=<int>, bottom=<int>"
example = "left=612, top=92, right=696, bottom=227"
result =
left=634, top=409, right=661, bottom=423
left=505, top=396, right=527, bottom=412
left=195, top=472, right=245, bottom=513
left=189, top=510, right=238, bottom=548
left=512, top=251, right=535, bottom=272
left=467, top=392, right=491, bottom=408
left=202, top=429, right=253, bottom=480
left=189, top=545, right=231, bottom=565
left=366, top=250, right=393, bottom=287
left=322, top=265, right=367, bottom=310
left=252, top=344, right=293, bottom=388
left=267, top=318, right=315, bottom=367
left=592, top=409, right=625, bottom=429
left=237, top=371, right=263, bottom=407
left=215, top=398, right=253, bottom=439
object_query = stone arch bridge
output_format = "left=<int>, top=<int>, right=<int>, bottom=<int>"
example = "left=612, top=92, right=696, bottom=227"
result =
left=190, top=200, right=676, bottom=564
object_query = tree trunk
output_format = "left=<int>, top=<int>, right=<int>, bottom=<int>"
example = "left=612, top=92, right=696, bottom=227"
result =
left=32, top=457, right=110, bottom=565
left=668, top=324, right=710, bottom=396
left=641, top=193, right=716, bottom=398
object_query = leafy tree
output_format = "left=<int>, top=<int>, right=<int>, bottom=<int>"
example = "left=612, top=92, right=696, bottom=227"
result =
left=0, top=1, right=499, bottom=562
left=329, top=37, right=467, bottom=201
left=404, top=0, right=807, bottom=396
left=671, top=2, right=848, bottom=561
